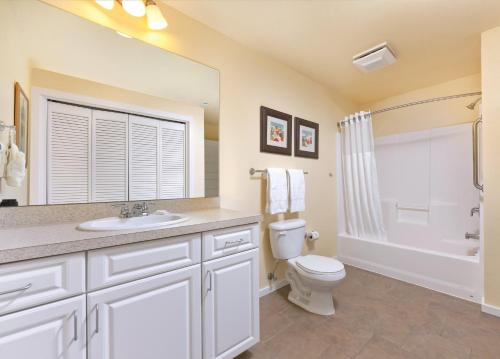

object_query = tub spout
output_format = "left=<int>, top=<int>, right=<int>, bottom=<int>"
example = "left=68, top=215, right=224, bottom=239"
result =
left=465, top=232, right=480, bottom=240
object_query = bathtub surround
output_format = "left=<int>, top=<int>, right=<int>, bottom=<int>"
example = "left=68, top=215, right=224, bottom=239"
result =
left=338, top=123, right=481, bottom=302
left=339, top=112, right=385, bottom=241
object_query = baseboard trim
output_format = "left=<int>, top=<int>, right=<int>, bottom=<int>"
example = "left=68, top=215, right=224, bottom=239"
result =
left=259, top=279, right=288, bottom=297
left=339, top=255, right=479, bottom=303
left=482, top=299, right=500, bottom=317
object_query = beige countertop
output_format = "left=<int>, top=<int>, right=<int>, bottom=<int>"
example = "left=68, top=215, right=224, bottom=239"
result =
left=0, top=208, right=261, bottom=264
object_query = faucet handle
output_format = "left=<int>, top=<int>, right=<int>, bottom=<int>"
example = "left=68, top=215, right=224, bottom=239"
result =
left=112, top=203, right=130, bottom=218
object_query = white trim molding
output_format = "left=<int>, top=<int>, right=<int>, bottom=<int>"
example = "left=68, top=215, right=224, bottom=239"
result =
left=259, top=279, right=288, bottom=298
left=482, top=298, right=500, bottom=317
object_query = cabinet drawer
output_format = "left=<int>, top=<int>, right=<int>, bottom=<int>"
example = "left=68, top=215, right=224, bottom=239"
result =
left=0, top=253, right=85, bottom=315
left=202, top=224, right=259, bottom=260
left=87, top=234, right=201, bottom=291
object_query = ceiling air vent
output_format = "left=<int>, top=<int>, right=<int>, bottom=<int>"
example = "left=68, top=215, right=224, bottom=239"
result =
left=353, top=42, right=396, bottom=73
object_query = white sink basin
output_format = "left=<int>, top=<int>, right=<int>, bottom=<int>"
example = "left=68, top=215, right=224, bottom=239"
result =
left=77, top=212, right=189, bottom=231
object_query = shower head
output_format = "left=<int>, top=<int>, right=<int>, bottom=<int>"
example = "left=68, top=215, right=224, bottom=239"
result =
left=467, top=97, right=482, bottom=110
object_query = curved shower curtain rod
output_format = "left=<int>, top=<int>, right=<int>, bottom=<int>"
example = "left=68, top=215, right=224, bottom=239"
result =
left=338, top=91, right=482, bottom=129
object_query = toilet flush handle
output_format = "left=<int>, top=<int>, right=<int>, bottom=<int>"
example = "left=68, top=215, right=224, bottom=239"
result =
left=278, top=232, right=287, bottom=236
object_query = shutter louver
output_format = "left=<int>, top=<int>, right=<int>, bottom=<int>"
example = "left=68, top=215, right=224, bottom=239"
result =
left=92, top=110, right=128, bottom=202
left=47, top=102, right=91, bottom=204
left=129, top=115, right=159, bottom=200
left=159, top=121, right=186, bottom=199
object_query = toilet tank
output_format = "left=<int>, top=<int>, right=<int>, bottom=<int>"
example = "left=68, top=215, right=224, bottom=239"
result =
left=269, top=219, right=306, bottom=259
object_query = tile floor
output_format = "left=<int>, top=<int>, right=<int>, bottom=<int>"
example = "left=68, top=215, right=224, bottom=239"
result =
left=236, top=265, right=500, bottom=359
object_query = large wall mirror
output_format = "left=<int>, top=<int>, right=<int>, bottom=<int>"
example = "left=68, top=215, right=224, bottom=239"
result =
left=0, top=0, right=219, bottom=207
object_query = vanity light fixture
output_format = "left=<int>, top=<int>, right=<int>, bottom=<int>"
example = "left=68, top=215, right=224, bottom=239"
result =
left=146, top=0, right=168, bottom=30
left=96, top=0, right=168, bottom=30
left=121, top=0, right=146, bottom=17
left=96, top=0, right=114, bottom=10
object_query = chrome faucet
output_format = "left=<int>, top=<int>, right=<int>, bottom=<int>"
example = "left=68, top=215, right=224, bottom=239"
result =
left=131, top=201, right=152, bottom=217
left=465, top=232, right=480, bottom=240
left=112, top=203, right=131, bottom=219
left=470, top=206, right=480, bottom=217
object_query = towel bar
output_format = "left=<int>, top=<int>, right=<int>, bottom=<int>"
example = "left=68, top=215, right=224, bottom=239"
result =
left=249, top=168, right=309, bottom=175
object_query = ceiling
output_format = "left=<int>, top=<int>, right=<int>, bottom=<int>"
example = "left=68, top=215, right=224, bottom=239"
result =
left=165, top=0, right=500, bottom=104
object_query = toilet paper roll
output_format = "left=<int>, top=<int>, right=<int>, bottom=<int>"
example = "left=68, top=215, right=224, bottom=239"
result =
left=306, top=230, right=320, bottom=241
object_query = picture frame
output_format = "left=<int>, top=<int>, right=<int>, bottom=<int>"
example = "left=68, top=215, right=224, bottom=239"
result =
left=260, top=106, right=292, bottom=156
left=14, top=82, right=29, bottom=164
left=294, top=117, right=319, bottom=159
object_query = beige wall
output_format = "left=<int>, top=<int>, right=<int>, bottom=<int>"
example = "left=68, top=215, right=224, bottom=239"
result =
left=41, top=0, right=355, bottom=288
left=366, top=74, right=481, bottom=138
left=482, top=26, right=500, bottom=307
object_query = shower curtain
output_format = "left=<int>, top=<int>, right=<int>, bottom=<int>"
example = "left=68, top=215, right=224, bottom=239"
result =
left=339, top=111, right=386, bottom=240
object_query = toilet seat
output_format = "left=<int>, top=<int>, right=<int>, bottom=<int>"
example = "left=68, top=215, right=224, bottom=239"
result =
left=295, top=255, right=344, bottom=275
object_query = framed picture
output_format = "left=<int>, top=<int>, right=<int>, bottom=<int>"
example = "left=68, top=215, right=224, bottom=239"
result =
left=14, top=82, right=29, bottom=163
left=260, top=106, right=292, bottom=155
left=294, top=117, right=319, bottom=159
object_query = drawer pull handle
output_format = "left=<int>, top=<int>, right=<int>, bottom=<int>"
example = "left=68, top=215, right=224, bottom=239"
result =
left=224, top=238, right=244, bottom=247
left=95, top=305, right=100, bottom=334
left=73, top=311, right=78, bottom=342
left=0, top=283, right=32, bottom=296
left=207, top=271, right=213, bottom=292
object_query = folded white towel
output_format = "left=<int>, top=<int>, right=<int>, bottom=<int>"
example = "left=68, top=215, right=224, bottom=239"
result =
left=266, top=168, right=288, bottom=214
left=287, top=169, right=305, bottom=212
left=6, top=143, right=26, bottom=187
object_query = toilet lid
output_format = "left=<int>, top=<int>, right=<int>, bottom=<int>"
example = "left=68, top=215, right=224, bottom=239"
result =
left=296, top=255, right=344, bottom=275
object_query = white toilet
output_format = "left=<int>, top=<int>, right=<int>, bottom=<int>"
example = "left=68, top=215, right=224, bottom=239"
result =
left=269, top=219, right=346, bottom=316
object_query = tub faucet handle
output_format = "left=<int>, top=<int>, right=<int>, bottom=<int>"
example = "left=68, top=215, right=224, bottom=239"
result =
left=470, top=207, right=480, bottom=217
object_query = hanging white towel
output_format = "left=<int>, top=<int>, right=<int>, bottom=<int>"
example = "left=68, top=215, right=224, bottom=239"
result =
left=0, top=142, right=6, bottom=178
left=287, top=169, right=305, bottom=212
left=6, top=143, right=26, bottom=187
left=266, top=168, right=288, bottom=214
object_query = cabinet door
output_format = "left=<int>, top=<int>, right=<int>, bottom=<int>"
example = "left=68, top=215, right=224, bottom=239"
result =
left=159, top=120, right=186, bottom=199
left=91, top=110, right=128, bottom=202
left=203, top=249, right=259, bottom=359
left=47, top=101, right=91, bottom=204
left=128, top=115, right=159, bottom=201
left=0, top=295, right=86, bottom=359
left=87, top=265, right=201, bottom=359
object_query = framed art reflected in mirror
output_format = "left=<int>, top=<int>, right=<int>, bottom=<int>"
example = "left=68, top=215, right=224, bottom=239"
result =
left=14, top=82, right=29, bottom=165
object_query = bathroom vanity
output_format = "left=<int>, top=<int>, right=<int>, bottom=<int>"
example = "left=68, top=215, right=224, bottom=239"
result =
left=0, top=208, right=260, bottom=359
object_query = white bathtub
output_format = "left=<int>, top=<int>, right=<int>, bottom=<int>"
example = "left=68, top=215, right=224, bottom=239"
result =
left=336, top=124, right=482, bottom=302
left=338, top=233, right=481, bottom=302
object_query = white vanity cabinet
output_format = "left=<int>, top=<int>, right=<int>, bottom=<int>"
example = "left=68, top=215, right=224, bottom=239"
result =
left=0, top=222, right=260, bottom=359
left=0, top=294, right=86, bottom=359
left=202, top=248, right=259, bottom=359
left=87, top=265, right=202, bottom=359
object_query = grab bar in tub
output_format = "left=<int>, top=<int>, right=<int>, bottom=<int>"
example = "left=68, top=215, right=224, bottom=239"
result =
left=472, top=117, right=483, bottom=191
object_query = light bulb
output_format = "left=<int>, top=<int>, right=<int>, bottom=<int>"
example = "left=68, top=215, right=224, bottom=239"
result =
left=146, top=2, right=168, bottom=30
left=96, top=0, right=114, bottom=10
left=122, top=0, right=146, bottom=17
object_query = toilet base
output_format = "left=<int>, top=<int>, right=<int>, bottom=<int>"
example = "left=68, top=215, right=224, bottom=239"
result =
left=285, top=268, right=337, bottom=316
